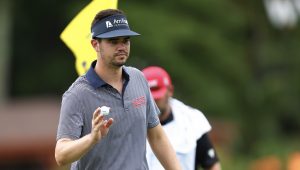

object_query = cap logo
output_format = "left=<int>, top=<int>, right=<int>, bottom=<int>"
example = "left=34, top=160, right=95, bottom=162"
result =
left=113, top=18, right=128, bottom=25
left=163, top=77, right=169, bottom=86
left=148, top=80, right=158, bottom=88
left=106, top=21, right=113, bottom=28
left=105, top=18, right=128, bottom=29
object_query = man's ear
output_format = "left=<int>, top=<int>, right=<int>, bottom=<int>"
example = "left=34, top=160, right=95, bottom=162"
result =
left=91, top=39, right=100, bottom=52
left=168, top=85, right=174, bottom=97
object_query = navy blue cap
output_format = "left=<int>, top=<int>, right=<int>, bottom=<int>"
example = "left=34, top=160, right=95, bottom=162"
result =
left=91, top=14, right=140, bottom=38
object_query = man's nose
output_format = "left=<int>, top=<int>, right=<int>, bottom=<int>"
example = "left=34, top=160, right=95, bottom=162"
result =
left=116, top=42, right=127, bottom=50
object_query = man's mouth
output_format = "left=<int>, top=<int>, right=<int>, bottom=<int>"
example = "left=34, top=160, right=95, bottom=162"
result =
left=115, top=53, right=127, bottom=57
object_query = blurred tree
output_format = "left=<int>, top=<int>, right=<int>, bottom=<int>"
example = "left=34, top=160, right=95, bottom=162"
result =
left=0, top=0, right=13, bottom=103
left=9, top=0, right=85, bottom=97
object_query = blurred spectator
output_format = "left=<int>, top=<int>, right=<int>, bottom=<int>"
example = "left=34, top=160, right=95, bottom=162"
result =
left=143, top=66, right=221, bottom=170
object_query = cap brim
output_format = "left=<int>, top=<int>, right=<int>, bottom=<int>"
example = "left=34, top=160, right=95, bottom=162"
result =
left=151, top=88, right=167, bottom=100
left=94, top=29, right=140, bottom=38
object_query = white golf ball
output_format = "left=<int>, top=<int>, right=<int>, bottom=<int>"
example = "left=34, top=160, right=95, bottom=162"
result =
left=100, top=106, right=110, bottom=115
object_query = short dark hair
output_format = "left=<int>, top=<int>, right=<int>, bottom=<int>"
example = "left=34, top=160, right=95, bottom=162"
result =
left=91, top=9, right=125, bottom=30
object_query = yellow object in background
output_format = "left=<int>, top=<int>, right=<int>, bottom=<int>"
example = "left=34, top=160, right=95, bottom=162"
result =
left=60, top=0, right=118, bottom=76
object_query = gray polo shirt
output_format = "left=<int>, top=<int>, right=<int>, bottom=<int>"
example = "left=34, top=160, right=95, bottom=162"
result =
left=56, top=61, right=160, bottom=170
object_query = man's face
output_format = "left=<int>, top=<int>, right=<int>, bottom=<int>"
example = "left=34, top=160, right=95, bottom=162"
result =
left=95, top=37, right=130, bottom=67
left=154, top=89, right=172, bottom=114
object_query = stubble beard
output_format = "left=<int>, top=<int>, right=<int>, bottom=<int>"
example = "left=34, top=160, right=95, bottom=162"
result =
left=100, top=50, right=129, bottom=68
left=112, top=53, right=129, bottom=67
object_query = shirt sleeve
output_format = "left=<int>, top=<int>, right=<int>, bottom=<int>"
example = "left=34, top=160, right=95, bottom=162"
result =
left=137, top=71, right=160, bottom=129
left=56, top=92, right=84, bottom=140
left=195, top=133, right=219, bottom=169
left=146, top=87, right=160, bottom=129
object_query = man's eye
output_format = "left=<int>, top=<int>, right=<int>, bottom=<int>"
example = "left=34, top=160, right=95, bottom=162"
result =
left=110, top=40, right=118, bottom=44
left=123, top=39, right=130, bottom=44
left=108, top=38, right=130, bottom=45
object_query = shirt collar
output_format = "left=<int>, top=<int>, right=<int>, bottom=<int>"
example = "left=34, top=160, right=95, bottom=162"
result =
left=86, top=60, right=130, bottom=89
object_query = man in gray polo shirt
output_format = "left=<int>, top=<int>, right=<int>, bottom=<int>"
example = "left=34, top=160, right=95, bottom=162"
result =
left=55, top=9, right=181, bottom=170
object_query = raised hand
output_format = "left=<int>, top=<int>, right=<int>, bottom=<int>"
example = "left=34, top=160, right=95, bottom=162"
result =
left=91, top=107, right=114, bottom=142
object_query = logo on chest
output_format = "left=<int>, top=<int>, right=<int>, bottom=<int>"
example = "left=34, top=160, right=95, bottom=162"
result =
left=132, top=96, right=146, bottom=108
